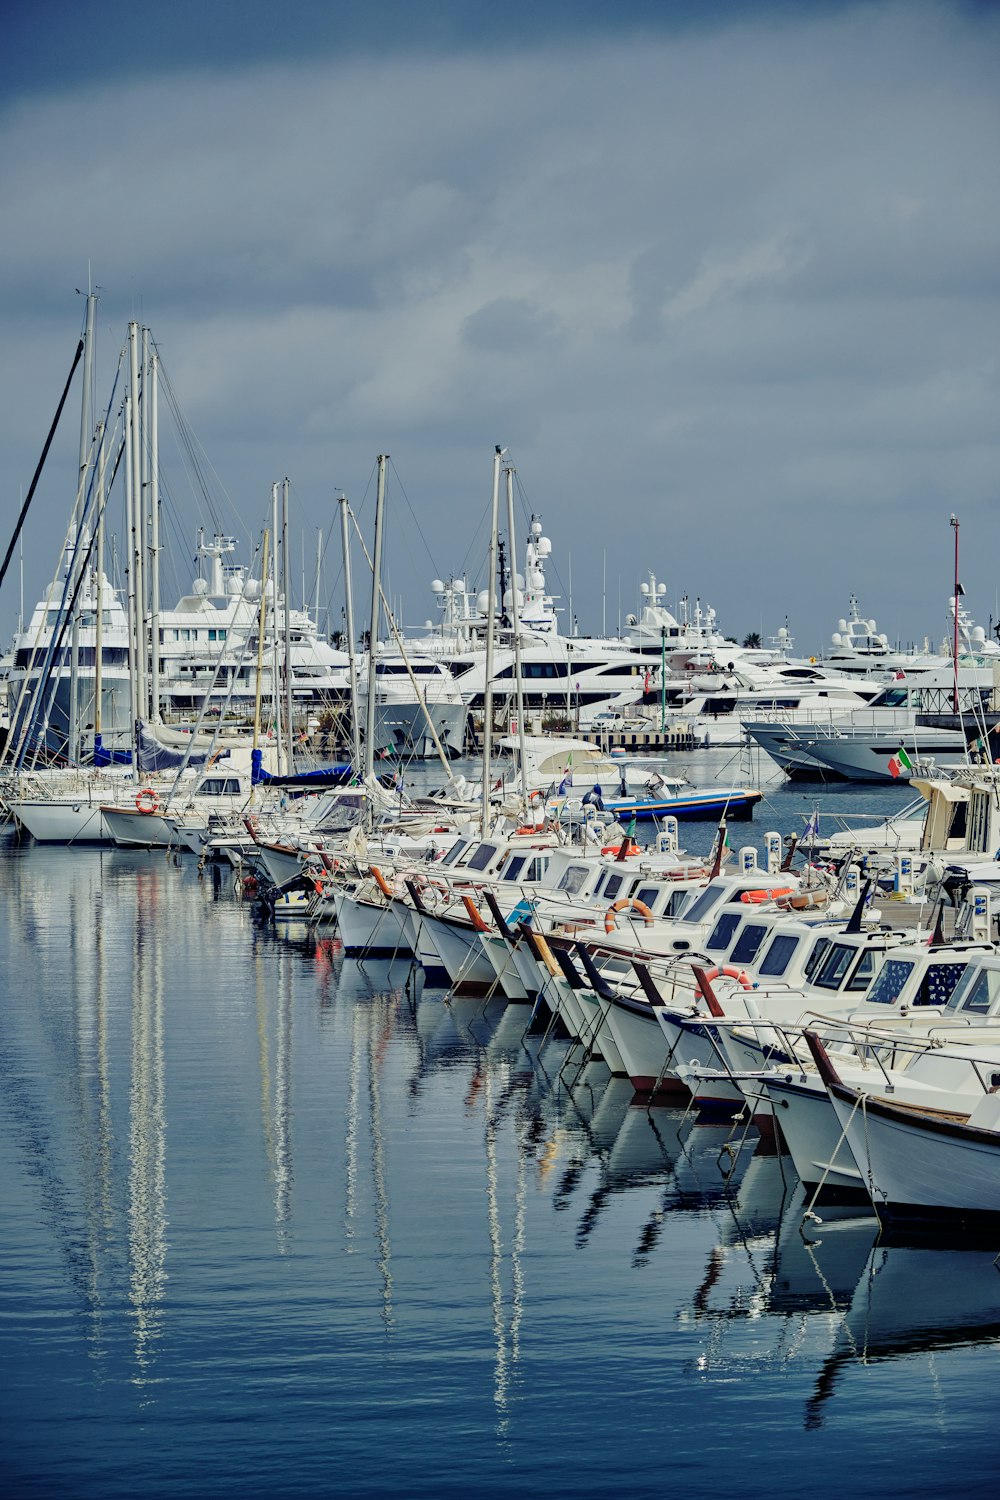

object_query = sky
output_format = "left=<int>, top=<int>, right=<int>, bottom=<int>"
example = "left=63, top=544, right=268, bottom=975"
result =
left=1, top=0, right=998, bottom=656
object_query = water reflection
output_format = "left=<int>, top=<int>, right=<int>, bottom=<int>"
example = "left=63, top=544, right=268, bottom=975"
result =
left=128, top=868, right=168, bottom=1382
left=806, top=1238, right=1000, bottom=1429
left=4, top=840, right=1000, bottom=1492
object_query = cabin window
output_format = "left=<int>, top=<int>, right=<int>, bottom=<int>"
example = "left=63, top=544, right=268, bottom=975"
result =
left=467, top=843, right=498, bottom=872
left=706, top=912, right=741, bottom=952
left=844, top=950, right=877, bottom=993
left=634, top=886, right=659, bottom=909
left=502, top=855, right=528, bottom=883
left=864, top=959, right=915, bottom=1005
left=757, top=934, right=798, bottom=977
left=601, top=874, right=625, bottom=901
left=803, top=938, right=831, bottom=981
left=946, top=967, right=998, bottom=1015
left=915, top=962, right=967, bottom=1007
left=665, top=891, right=689, bottom=918
left=557, top=864, right=590, bottom=896
left=682, top=886, right=726, bottom=924
left=814, top=942, right=857, bottom=989
left=729, top=924, right=768, bottom=967
left=440, top=840, right=469, bottom=866
left=524, top=857, right=548, bottom=882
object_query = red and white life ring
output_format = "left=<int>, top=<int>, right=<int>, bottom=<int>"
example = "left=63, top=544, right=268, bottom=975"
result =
left=604, top=897, right=654, bottom=934
left=701, top=965, right=752, bottom=990
left=135, top=788, right=160, bottom=814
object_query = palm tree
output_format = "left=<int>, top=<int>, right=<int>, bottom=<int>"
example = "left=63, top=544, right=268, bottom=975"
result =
left=742, top=631, right=762, bottom=649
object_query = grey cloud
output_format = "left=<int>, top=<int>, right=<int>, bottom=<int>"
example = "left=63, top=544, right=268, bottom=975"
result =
left=0, top=2, right=998, bottom=652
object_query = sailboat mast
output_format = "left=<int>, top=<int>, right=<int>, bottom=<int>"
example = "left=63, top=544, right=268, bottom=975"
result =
left=270, top=482, right=284, bottom=772
left=68, top=290, right=96, bottom=762
left=363, top=456, right=388, bottom=782
left=951, top=514, right=960, bottom=715
left=128, top=323, right=147, bottom=708
left=123, top=390, right=139, bottom=763
left=339, top=495, right=363, bottom=775
left=480, top=446, right=502, bottom=837
left=282, top=477, right=294, bottom=773
left=253, top=530, right=270, bottom=750
left=149, top=345, right=161, bottom=721
left=504, top=463, right=529, bottom=805
left=94, top=420, right=106, bottom=746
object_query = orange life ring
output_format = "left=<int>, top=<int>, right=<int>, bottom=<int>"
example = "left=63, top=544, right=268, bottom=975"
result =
left=604, top=897, right=654, bottom=934
left=701, top=964, right=752, bottom=990
left=601, top=839, right=640, bottom=858
left=739, top=886, right=793, bottom=905
left=135, top=788, right=160, bottom=814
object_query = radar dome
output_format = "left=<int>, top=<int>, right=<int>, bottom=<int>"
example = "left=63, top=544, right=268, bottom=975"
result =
left=831, top=632, right=842, bottom=646
left=244, top=579, right=261, bottom=602
left=227, top=575, right=242, bottom=596
left=640, top=583, right=650, bottom=596
left=973, top=626, right=986, bottom=643
left=476, top=590, right=495, bottom=614
left=657, top=583, right=667, bottom=597
left=430, top=579, right=445, bottom=595
left=536, top=536, right=551, bottom=557
left=837, top=618, right=847, bottom=633
left=531, top=520, right=542, bottom=537
left=193, top=577, right=209, bottom=596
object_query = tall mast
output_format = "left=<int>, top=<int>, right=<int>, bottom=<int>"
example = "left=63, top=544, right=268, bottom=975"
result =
left=480, top=446, right=502, bottom=837
left=363, top=457, right=388, bottom=782
left=123, top=390, right=139, bottom=762
left=339, top=495, right=363, bottom=775
left=68, top=290, right=96, bottom=762
left=270, top=482, right=284, bottom=772
left=149, top=344, right=161, bottom=721
left=253, top=530, right=270, bottom=751
left=504, top=462, right=529, bottom=808
left=951, top=514, right=960, bottom=715
left=93, top=420, right=106, bottom=751
left=282, top=477, right=294, bottom=773
left=128, top=323, right=147, bottom=706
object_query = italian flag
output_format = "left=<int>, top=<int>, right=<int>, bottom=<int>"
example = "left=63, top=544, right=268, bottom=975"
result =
left=888, top=747, right=913, bottom=779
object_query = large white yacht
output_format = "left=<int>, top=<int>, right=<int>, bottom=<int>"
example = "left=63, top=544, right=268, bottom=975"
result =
left=156, top=533, right=352, bottom=718
left=3, top=538, right=133, bottom=762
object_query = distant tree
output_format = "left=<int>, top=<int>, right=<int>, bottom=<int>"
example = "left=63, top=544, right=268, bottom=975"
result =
left=742, top=631, right=762, bottom=649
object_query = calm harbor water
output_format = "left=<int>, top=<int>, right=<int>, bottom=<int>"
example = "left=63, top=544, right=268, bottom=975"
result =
left=2, top=763, right=999, bottom=1498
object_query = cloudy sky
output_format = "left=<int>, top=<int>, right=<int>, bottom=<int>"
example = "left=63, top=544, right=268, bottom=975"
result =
left=1, top=0, right=998, bottom=654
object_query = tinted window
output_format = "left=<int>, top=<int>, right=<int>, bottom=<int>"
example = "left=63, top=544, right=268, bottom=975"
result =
left=441, top=840, right=469, bottom=866
left=844, top=950, right=877, bottom=993
left=683, top=886, right=726, bottom=924
left=915, top=962, right=967, bottom=1008
left=864, top=959, right=914, bottom=1005
left=815, top=943, right=856, bottom=989
left=602, top=874, right=625, bottom=901
left=635, top=886, right=659, bottom=909
left=804, top=938, right=831, bottom=981
left=706, top=912, right=742, bottom=952
left=466, top=843, right=499, bottom=872
left=730, top=924, right=768, bottom=966
left=557, top=864, right=590, bottom=895
left=758, top=934, right=798, bottom=977
left=502, top=855, right=527, bottom=882
left=949, top=968, right=993, bottom=1014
